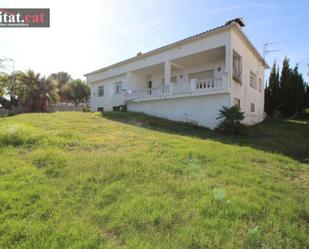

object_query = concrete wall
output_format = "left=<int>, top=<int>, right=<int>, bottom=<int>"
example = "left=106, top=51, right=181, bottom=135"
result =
left=127, top=93, right=230, bottom=129
left=90, top=74, right=126, bottom=111
left=230, top=29, right=265, bottom=124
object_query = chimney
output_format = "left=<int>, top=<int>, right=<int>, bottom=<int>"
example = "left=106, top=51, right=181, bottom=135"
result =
left=225, top=17, right=245, bottom=27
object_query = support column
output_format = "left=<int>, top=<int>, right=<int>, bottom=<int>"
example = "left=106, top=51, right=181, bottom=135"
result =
left=225, top=42, right=233, bottom=88
left=125, top=71, right=132, bottom=91
left=164, top=61, right=171, bottom=86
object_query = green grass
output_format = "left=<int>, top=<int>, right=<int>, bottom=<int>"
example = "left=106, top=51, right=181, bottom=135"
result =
left=0, top=112, right=308, bottom=249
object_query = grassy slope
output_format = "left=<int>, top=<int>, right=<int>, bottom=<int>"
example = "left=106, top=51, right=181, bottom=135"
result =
left=0, top=112, right=308, bottom=249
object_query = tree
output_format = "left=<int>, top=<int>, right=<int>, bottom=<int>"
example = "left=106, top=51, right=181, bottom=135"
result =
left=16, top=70, right=41, bottom=106
left=305, top=84, right=309, bottom=108
left=216, top=105, right=245, bottom=134
left=265, top=58, right=308, bottom=117
left=49, top=72, right=71, bottom=102
left=64, top=79, right=90, bottom=104
left=0, top=73, right=8, bottom=97
left=291, top=66, right=306, bottom=114
left=279, top=58, right=293, bottom=115
left=17, top=70, right=59, bottom=111
left=265, top=63, right=280, bottom=115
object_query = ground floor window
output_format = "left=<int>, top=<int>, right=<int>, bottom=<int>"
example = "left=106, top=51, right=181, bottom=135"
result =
left=250, top=103, right=255, bottom=112
left=114, top=81, right=123, bottom=95
left=97, top=107, right=104, bottom=112
left=98, top=85, right=104, bottom=97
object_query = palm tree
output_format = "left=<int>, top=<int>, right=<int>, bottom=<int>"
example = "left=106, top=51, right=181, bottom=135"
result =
left=216, top=105, right=245, bottom=134
left=49, top=72, right=71, bottom=102
left=16, top=70, right=40, bottom=107
left=64, top=79, right=90, bottom=104
left=18, top=70, right=59, bottom=112
left=40, top=77, right=59, bottom=112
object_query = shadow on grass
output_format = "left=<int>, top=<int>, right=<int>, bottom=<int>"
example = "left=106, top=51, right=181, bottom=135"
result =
left=102, top=111, right=309, bottom=163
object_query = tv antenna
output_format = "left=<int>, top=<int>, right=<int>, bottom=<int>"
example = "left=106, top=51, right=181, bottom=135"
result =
left=263, top=42, right=280, bottom=61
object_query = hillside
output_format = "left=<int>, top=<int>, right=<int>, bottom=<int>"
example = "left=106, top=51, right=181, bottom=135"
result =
left=0, top=112, right=308, bottom=249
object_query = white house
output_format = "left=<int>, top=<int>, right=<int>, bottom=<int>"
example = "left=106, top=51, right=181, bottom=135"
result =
left=85, top=18, right=269, bottom=129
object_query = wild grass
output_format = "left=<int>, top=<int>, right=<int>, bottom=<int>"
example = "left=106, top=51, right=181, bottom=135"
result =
left=0, top=112, right=308, bottom=249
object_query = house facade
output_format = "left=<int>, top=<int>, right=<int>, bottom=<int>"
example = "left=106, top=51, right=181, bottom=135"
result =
left=85, top=18, right=268, bottom=129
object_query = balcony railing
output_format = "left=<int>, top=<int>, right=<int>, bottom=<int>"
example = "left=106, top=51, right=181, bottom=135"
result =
left=124, top=78, right=226, bottom=101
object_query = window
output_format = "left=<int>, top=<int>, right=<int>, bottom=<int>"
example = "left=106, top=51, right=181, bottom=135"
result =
left=170, top=76, right=177, bottom=84
left=114, top=81, right=122, bottom=95
left=233, top=98, right=240, bottom=108
left=249, top=71, right=257, bottom=89
left=250, top=103, right=255, bottom=112
left=97, top=107, right=104, bottom=112
left=233, top=51, right=242, bottom=83
left=161, top=77, right=177, bottom=84
left=258, top=78, right=263, bottom=93
left=98, top=86, right=104, bottom=97
left=189, top=70, right=214, bottom=81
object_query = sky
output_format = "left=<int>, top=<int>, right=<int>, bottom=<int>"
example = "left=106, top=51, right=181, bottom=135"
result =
left=0, top=0, right=308, bottom=81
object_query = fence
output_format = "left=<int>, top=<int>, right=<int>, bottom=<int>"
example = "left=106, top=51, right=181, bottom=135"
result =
left=0, top=106, right=31, bottom=117
left=0, top=109, right=8, bottom=117
left=50, top=103, right=90, bottom=112
left=0, top=103, right=90, bottom=118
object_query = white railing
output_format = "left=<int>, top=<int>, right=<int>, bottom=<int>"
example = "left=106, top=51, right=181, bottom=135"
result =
left=193, top=78, right=224, bottom=91
left=124, top=78, right=226, bottom=101
left=125, top=85, right=171, bottom=99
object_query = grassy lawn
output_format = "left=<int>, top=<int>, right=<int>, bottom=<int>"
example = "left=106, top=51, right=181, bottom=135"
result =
left=0, top=112, right=308, bottom=249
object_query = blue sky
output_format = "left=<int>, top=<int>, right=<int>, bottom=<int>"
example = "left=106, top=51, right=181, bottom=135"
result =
left=1, top=0, right=308, bottom=81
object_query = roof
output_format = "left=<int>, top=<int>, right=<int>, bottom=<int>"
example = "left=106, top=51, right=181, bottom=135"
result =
left=85, top=18, right=268, bottom=76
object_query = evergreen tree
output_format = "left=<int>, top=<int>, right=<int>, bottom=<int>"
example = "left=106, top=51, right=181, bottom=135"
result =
left=279, top=58, right=293, bottom=115
left=265, top=58, right=307, bottom=117
left=291, top=66, right=306, bottom=114
left=305, top=84, right=309, bottom=108
left=264, top=63, right=280, bottom=115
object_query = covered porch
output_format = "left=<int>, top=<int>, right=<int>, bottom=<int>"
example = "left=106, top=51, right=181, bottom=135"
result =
left=124, top=46, right=230, bottom=101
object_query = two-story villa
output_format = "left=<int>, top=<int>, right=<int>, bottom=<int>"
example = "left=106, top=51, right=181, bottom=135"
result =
left=85, top=18, right=269, bottom=129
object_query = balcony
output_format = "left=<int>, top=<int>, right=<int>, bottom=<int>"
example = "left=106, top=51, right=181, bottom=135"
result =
left=124, top=78, right=228, bottom=102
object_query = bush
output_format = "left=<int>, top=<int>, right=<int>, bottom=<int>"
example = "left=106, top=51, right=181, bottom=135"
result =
left=112, top=105, right=127, bottom=112
left=82, top=106, right=90, bottom=112
left=216, top=105, right=245, bottom=134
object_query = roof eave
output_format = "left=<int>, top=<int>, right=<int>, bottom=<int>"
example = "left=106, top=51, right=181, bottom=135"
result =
left=84, top=24, right=231, bottom=76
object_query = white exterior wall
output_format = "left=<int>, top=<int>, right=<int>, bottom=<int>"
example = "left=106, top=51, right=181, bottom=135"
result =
left=91, top=74, right=126, bottom=111
left=86, top=31, right=230, bottom=83
left=127, top=93, right=230, bottom=129
left=86, top=23, right=267, bottom=129
left=230, top=29, right=265, bottom=124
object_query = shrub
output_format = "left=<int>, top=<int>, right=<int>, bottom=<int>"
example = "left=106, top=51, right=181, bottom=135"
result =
left=82, top=106, right=90, bottom=112
left=216, top=105, right=245, bottom=134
